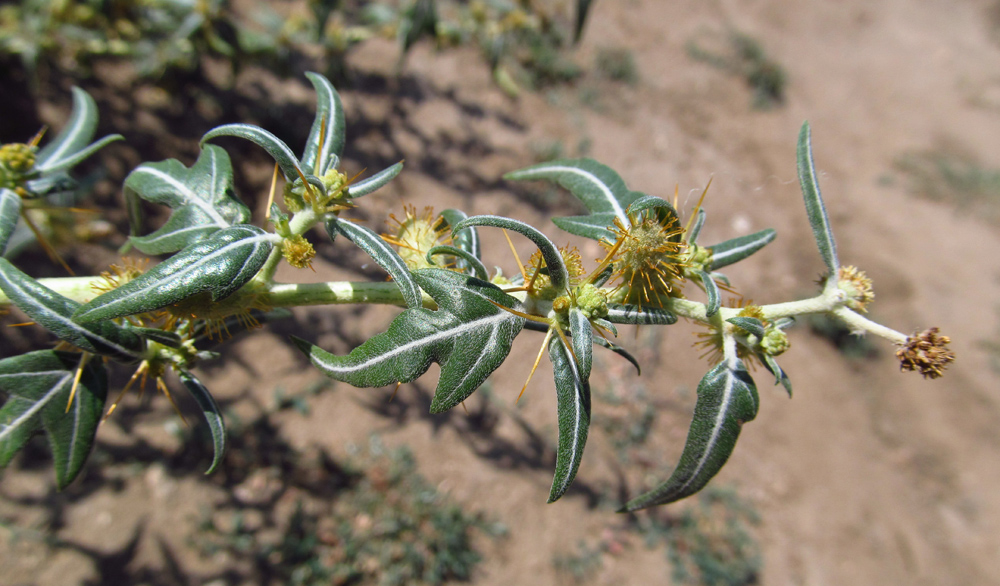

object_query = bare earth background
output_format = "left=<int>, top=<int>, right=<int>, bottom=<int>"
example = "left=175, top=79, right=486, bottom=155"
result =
left=3, top=0, right=1000, bottom=584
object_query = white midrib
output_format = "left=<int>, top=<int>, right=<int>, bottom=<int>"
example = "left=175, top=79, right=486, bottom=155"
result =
left=0, top=371, right=71, bottom=442
left=553, top=341, right=585, bottom=496
left=713, top=236, right=769, bottom=266
left=673, top=367, right=735, bottom=496
left=522, top=165, right=628, bottom=226
left=85, top=233, right=272, bottom=312
left=135, top=166, right=230, bottom=227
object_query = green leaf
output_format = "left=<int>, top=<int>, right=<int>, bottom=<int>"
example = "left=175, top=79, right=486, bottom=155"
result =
left=622, top=358, right=759, bottom=510
left=202, top=124, right=304, bottom=182
left=604, top=304, right=677, bottom=325
left=552, top=212, right=618, bottom=242
left=0, top=188, right=22, bottom=255
left=347, top=162, right=403, bottom=198
left=328, top=218, right=423, bottom=309
left=292, top=269, right=525, bottom=414
left=573, top=0, right=593, bottom=43
left=125, top=145, right=250, bottom=254
left=505, top=159, right=638, bottom=228
left=726, top=317, right=766, bottom=339
left=0, top=259, right=144, bottom=362
left=178, top=370, right=226, bottom=474
left=688, top=208, right=707, bottom=244
left=593, top=337, right=641, bottom=375
left=0, top=350, right=107, bottom=489
left=762, top=354, right=792, bottom=397
left=452, top=215, right=569, bottom=291
left=547, top=333, right=592, bottom=503
left=698, top=270, right=721, bottom=317
left=74, top=225, right=274, bottom=323
left=34, top=87, right=124, bottom=174
left=707, top=229, right=777, bottom=271
left=300, top=72, right=346, bottom=176
left=440, top=208, right=481, bottom=261
left=426, top=245, right=489, bottom=281
left=797, top=122, right=839, bottom=276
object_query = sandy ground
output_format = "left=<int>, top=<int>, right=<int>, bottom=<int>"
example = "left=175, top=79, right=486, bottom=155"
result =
left=3, top=0, right=1000, bottom=584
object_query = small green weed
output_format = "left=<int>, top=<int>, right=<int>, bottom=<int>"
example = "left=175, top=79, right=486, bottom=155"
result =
left=894, top=149, right=1000, bottom=224
left=687, top=30, right=786, bottom=109
left=595, top=47, right=639, bottom=85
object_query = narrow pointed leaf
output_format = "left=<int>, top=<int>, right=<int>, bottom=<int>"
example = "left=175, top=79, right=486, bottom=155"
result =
left=0, top=350, right=107, bottom=489
left=125, top=145, right=250, bottom=253
left=688, top=208, right=707, bottom=244
left=726, top=317, right=766, bottom=340
left=329, top=218, right=422, bottom=309
left=593, top=337, right=641, bottom=375
left=301, top=72, right=346, bottom=175
left=697, top=270, right=721, bottom=317
left=74, top=225, right=273, bottom=323
left=573, top=0, right=593, bottom=43
left=178, top=370, right=226, bottom=474
left=292, top=269, right=525, bottom=413
left=797, top=122, right=839, bottom=276
left=134, top=328, right=182, bottom=348
left=622, top=358, right=759, bottom=510
left=440, top=208, right=480, bottom=260
left=452, top=215, right=569, bottom=290
left=347, top=162, right=403, bottom=198
left=202, top=124, right=304, bottom=181
left=426, top=245, right=489, bottom=280
left=707, top=228, right=776, bottom=271
left=605, top=303, right=677, bottom=325
left=762, top=354, right=792, bottom=397
left=35, top=87, right=123, bottom=173
left=0, top=259, right=144, bottom=362
left=547, top=335, right=592, bottom=503
left=552, top=213, right=618, bottom=241
left=505, top=159, right=638, bottom=227
left=569, top=308, right=594, bottom=381
left=0, top=189, right=22, bottom=255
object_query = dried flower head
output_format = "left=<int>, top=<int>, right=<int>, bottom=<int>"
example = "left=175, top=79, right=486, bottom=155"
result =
left=601, top=212, right=686, bottom=306
left=897, top=327, right=954, bottom=379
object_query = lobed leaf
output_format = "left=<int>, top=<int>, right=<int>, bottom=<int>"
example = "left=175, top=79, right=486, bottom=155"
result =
left=34, top=87, right=124, bottom=174
left=202, top=124, right=304, bottom=182
left=347, top=162, right=404, bottom=198
left=622, top=357, right=759, bottom=510
left=547, top=332, right=592, bottom=503
left=328, top=218, right=423, bottom=309
left=505, top=159, right=638, bottom=228
left=178, top=370, right=226, bottom=474
left=0, top=350, right=107, bottom=489
left=452, top=215, right=569, bottom=291
left=292, top=269, right=525, bottom=414
left=0, top=259, right=144, bottom=362
left=796, top=122, right=839, bottom=276
left=74, top=225, right=274, bottom=323
left=0, top=188, right=22, bottom=255
left=301, top=72, right=347, bottom=176
left=604, top=303, right=678, bottom=325
left=706, top=228, right=777, bottom=271
left=125, top=145, right=250, bottom=254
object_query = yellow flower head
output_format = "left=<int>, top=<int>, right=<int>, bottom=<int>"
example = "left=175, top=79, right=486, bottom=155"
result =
left=601, top=211, right=686, bottom=306
left=383, top=205, right=451, bottom=271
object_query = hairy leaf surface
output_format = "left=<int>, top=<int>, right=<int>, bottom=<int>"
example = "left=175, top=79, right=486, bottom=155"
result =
left=0, top=259, right=144, bottom=362
left=622, top=358, right=759, bottom=510
left=797, top=122, right=839, bottom=276
left=604, top=303, right=678, bottom=325
left=707, top=229, right=777, bottom=271
left=125, top=145, right=250, bottom=254
left=301, top=72, right=346, bottom=175
left=0, top=350, right=107, bottom=489
left=0, top=189, right=21, bottom=255
left=348, top=162, right=404, bottom=198
left=202, top=124, right=304, bottom=181
left=293, top=269, right=525, bottom=413
left=505, top=159, right=637, bottom=228
left=178, top=370, right=226, bottom=474
left=329, top=219, right=423, bottom=309
left=547, top=331, right=592, bottom=503
left=34, top=87, right=123, bottom=173
left=74, top=225, right=273, bottom=323
left=452, top=215, right=569, bottom=291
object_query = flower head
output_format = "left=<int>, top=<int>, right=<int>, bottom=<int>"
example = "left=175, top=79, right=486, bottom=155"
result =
left=601, top=211, right=686, bottom=306
left=382, top=205, right=452, bottom=271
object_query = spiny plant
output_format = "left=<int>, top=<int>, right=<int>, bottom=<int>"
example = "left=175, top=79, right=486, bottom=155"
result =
left=0, top=75, right=953, bottom=508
